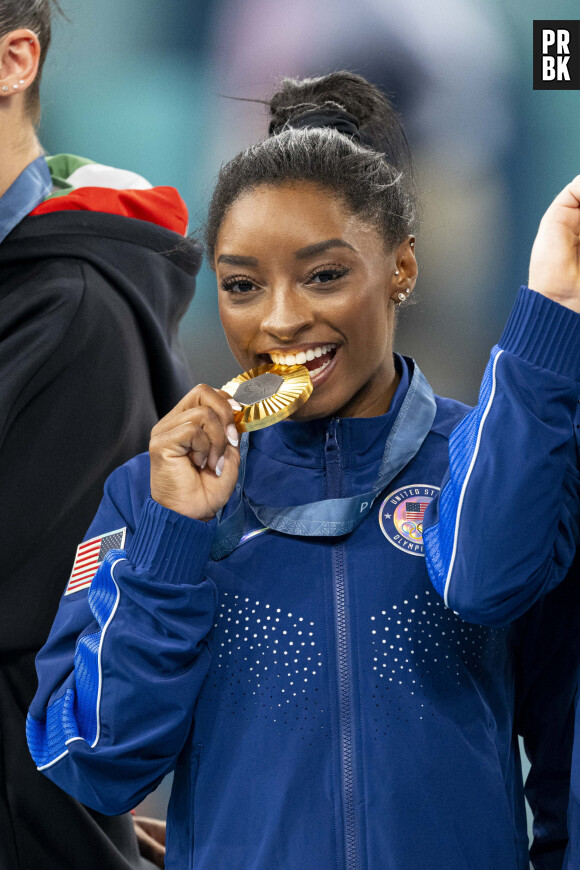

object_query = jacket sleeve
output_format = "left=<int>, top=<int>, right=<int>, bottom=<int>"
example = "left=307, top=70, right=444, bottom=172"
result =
left=512, top=557, right=580, bottom=870
left=26, top=463, right=218, bottom=815
left=424, top=286, right=580, bottom=626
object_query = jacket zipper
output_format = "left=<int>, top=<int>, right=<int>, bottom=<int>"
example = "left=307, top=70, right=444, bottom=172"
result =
left=326, top=422, right=357, bottom=869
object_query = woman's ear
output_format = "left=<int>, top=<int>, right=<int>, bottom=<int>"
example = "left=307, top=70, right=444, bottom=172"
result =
left=0, top=30, right=40, bottom=97
left=390, top=237, right=418, bottom=306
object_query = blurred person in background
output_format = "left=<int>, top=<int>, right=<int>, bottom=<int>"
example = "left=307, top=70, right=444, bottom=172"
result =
left=27, top=72, right=579, bottom=870
left=0, top=0, right=202, bottom=866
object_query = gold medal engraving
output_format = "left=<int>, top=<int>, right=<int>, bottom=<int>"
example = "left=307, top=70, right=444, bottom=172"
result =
left=221, top=364, right=313, bottom=432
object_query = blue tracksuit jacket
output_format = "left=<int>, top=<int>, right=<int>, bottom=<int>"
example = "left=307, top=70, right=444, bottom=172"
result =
left=27, top=287, right=579, bottom=869
left=424, top=286, right=580, bottom=870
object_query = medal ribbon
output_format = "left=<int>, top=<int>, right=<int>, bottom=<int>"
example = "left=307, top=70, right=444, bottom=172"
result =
left=210, top=363, right=437, bottom=560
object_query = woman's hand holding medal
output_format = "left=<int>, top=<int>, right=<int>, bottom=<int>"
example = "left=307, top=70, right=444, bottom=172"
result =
left=529, top=175, right=580, bottom=313
left=150, top=363, right=313, bottom=520
left=149, top=384, right=241, bottom=521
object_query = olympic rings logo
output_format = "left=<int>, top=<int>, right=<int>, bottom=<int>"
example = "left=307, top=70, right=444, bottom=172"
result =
left=400, top=521, right=423, bottom=540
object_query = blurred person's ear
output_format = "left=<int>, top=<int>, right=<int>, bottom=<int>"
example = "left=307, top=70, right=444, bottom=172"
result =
left=0, top=29, right=40, bottom=98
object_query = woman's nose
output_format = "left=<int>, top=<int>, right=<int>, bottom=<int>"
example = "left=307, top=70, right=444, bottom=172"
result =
left=260, top=287, right=314, bottom=340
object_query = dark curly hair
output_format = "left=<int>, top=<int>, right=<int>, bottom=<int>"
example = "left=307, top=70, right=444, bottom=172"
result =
left=206, top=72, right=418, bottom=265
left=0, top=0, right=64, bottom=125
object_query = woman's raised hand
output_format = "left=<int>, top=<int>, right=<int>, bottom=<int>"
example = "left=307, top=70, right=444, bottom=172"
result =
left=529, top=175, right=580, bottom=313
left=150, top=385, right=241, bottom=521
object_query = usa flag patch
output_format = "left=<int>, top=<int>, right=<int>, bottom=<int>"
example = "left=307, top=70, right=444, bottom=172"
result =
left=65, top=528, right=126, bottom=596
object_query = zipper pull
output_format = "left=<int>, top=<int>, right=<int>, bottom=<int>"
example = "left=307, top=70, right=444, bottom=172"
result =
left=325, top=420, right=339, bottom=452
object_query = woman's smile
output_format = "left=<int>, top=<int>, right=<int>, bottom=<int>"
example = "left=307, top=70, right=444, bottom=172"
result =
left=260, top=342, right=340, bottom=384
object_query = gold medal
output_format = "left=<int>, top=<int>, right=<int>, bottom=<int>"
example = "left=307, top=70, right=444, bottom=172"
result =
left=221, top=363, right=313, bottom=432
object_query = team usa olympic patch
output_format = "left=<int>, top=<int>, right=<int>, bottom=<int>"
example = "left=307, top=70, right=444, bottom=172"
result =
left=65, top=528, right=126, bottom=595
left=379, top=485, right=440, bottom=557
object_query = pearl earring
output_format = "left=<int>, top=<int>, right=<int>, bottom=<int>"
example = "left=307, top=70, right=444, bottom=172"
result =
left=394, top=269, right=399, bottom=275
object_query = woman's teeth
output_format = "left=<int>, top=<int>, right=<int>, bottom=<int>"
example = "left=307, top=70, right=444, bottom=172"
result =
left=308, top=357, right=332, bottom=377
left=269, top=344, right=337, bottom=367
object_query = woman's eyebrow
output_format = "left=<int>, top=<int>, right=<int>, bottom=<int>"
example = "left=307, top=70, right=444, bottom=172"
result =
left=294, top=239, right=355, bottom=259
left=216, top=239, right=355, bottom=266
left=217, top=254, right=259, bottom=266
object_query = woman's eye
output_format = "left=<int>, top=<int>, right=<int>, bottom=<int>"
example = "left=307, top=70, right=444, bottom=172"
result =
left=308, top=267, right=349, bottom=285
left=221, top=277, right=255, bottom=294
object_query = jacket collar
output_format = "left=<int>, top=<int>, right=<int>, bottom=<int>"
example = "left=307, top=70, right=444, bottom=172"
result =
left=0, top=156, right=52, bottom=244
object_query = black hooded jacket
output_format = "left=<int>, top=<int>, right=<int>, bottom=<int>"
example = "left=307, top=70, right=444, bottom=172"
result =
left=0, top=206, right=201, bottom=869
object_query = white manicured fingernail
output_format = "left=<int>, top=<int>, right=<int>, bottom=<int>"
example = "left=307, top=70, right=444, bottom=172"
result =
left=200, top=457, right=207, bottom=470
left=215, top=455, right=225, bottom=477
left=227, top=398, right=243, bottom=411
left=226, top=424, right=239, bottom=447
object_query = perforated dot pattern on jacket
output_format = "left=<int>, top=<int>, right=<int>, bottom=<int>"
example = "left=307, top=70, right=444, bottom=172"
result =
left=368, top=587, right=507, bottom=738
left=201, top=591, right=327, bottom=739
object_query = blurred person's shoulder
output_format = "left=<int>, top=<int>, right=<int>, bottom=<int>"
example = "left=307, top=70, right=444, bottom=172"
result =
left=27, top=153, right=191, bottom=238
left=0, top=154, right=201, bottom=346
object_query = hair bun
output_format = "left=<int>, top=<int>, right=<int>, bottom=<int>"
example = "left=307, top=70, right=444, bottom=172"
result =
left=268, top=71, right=411, bottom=171
left=206, top=69, right=418, bottom=266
